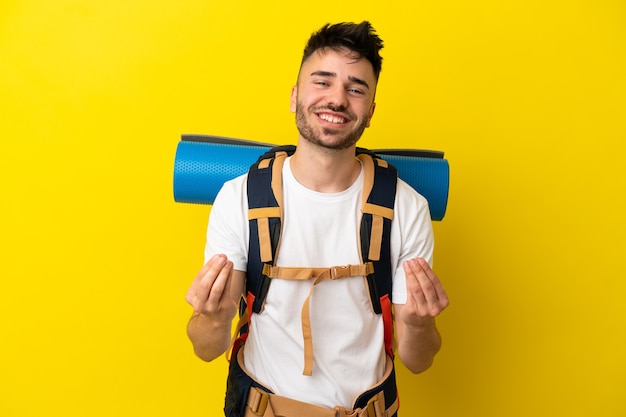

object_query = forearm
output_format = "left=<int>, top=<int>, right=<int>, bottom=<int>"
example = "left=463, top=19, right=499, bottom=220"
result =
left=186, top=312, right=233, bottom=362
left=396, top=318, right=442, bottom=374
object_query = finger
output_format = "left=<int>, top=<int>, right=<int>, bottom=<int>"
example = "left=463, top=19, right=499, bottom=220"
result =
left=186, top=272, right=209, bottom=308
left=206, top=260, right=234, bottom=311
left=403, top=260, right=427, bottom=310
left=405, top=259, right=448, bottom=317
left=415, top=258, right=449, bottom=308
left=200, top=254, right=227, bottom=283
left=411, top=259, right=440, bottom=300
left=186, top=260, right=213, bottom=304
left=187, top=254, right=227, bottom=311
left=404, top=259, right=431, bottom=296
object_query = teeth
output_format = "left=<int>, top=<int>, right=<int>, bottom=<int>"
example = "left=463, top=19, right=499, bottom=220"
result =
left=319, top=114, right=346, bottom=124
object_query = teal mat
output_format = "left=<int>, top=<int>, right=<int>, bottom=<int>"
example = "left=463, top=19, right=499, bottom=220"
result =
left=173, top=135, right=449, bottom=221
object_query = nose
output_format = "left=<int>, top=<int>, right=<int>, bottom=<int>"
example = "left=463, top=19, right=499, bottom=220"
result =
left=325, top=85, right=349, bottom=111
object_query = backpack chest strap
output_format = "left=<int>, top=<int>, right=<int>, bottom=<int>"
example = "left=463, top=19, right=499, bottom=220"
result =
left=263, top=262, right=374, bottom=376
left=262, top=263, right=374, bottom=280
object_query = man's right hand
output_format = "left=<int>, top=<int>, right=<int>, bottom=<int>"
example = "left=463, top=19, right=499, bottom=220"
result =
left=186, top=254, right=238, bottom=325
left=185, top=254, right=243, bottom=361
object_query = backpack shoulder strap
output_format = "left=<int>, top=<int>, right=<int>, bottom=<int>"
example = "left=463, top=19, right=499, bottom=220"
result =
left=357, top=148, right=398, bottom=358
left=356, top=148, right=397, bottom=311
left=246, top=146, right=294, bottom=313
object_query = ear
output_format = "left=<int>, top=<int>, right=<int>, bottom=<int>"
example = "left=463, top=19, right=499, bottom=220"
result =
left=290, top=86, right=298, bottom=113
left=365, top=102, right=376, bottom=128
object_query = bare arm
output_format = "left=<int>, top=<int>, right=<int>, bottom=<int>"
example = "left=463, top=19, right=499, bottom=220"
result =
left=394, top=258, right=449, bottom=373
left=185, top=254, right=245, bottom=362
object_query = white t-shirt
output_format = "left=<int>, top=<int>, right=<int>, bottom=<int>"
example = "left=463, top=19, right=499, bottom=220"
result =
left=205, top=156, right=434, bottom=408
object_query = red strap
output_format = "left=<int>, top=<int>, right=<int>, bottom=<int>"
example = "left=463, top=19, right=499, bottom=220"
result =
left=380, top=294, right=400, bottom=413
left=380, top=294, right=394, bottom=358
left=246, top=291, right=255, bottom=327
left=226, top=291, right=256, bottom=363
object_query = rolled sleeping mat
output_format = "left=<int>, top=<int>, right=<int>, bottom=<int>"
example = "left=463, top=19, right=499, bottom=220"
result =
left=173, top=135, right=450, bottom=220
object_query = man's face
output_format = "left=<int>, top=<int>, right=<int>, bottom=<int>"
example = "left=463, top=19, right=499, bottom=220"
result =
left=290, top=48, right=377, bottom=150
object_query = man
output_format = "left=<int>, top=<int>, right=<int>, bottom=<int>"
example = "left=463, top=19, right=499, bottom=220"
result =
left=186, top=21, right=449, bottom=416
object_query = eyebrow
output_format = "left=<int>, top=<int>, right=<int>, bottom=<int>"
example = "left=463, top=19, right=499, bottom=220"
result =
left=310, top=71, right=370, bottom=90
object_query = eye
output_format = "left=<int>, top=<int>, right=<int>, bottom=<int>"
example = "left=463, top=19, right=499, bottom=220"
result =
left=348, top=88, right=365, bottom=95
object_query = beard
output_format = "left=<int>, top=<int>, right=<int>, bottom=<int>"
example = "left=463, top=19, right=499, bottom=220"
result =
left=295, top=102, right=369, bottom=151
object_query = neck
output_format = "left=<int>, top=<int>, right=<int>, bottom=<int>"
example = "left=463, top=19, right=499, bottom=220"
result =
left=290, top=140, right=362, bottom=193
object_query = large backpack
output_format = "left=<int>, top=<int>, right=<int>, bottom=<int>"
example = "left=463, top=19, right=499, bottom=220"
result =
left=225, top=145, right=400, bottom=416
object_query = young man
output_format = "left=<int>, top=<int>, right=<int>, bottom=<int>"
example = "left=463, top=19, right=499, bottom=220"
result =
left=186, top=21, right=449, bottom=416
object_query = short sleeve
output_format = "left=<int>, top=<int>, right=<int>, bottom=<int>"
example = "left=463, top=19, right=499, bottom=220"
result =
left=391, top=178, right=435, bottom=304
left=203, top=174, right=250, bottom=272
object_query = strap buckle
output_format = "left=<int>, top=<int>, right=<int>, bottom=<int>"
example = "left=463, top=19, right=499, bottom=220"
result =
left=247, top=387, right=270, bottom=415
left=330, top=265, right=351, bottom=280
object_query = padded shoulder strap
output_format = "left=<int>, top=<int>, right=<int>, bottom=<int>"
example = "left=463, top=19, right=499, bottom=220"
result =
left=246, top=147, right=293, bottom=313
left=356, top=151, right=397, bottom=314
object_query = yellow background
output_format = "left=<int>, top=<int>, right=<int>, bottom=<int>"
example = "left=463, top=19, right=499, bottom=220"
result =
left=1, top=1, right=625, bottom=416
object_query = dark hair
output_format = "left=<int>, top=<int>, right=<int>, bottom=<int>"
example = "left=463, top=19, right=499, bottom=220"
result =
left=301, top=21, right=384, bottom=80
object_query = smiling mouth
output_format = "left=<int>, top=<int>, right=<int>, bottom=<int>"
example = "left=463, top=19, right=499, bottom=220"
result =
left=317, top=112, right=349, bottom=124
